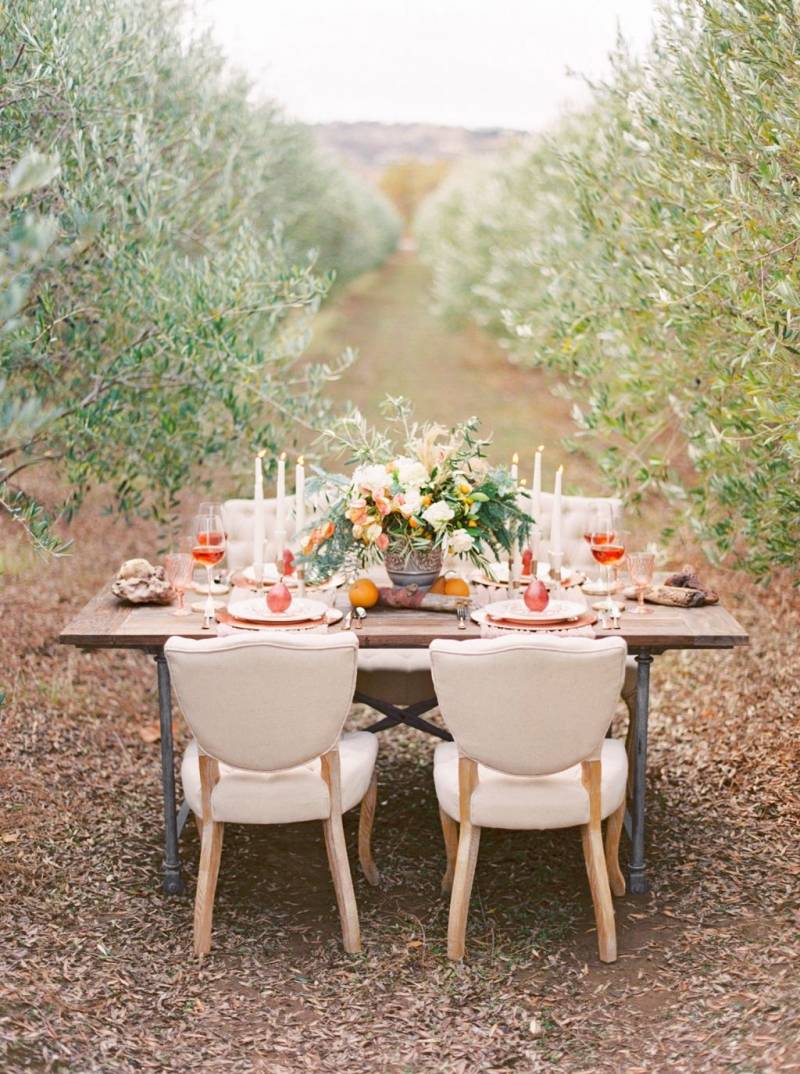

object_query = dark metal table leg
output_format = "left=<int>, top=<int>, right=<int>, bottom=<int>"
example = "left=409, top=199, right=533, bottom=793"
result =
left=628, top=650, right=653, bottom=895
left=156, top=651, right=184, bottom=895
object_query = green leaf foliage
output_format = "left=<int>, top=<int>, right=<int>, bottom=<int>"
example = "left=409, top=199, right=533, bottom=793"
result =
left=417, top=0, right=800, bottom=580
left=0, top=0, right=399, bottom=547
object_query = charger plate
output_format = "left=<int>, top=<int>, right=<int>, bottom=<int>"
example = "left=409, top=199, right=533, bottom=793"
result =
left=217, top=607, right=342, bottom=631
left=485, top=597, right=585, bottom=625
left=229, top=596, right=329, bottom=624
left=472, top=608, right=597, bottom=633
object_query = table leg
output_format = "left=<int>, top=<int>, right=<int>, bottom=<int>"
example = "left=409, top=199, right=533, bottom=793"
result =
left=155, top=652, right=184, bottom=895
left=628, top=650, right=653, bottom=896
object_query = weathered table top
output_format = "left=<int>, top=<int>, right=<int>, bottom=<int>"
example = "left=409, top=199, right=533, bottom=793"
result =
left=59, top=584, right=749, bottom=653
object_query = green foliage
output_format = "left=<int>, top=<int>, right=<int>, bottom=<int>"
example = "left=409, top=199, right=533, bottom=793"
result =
left=0, top=0, right=399, bottom=548
left=303, top=397, right=532, bottom=582
left=417, top=0, right=800, bottom=579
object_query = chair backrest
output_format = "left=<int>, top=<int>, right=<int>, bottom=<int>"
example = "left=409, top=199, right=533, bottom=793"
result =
left=518, top=491, right=623, bottom=569
left=223, top=498, right=298, bottom=572
left=430, top=635, right=627, bottom=777
left=165, top=632, right=358, bottom=771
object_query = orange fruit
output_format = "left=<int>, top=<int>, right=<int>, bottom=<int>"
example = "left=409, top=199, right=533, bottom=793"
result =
left=429, top=576, right=447, bottom=594
left=348, top=578, right=379, bottom=608
left=444, top=577, right=470, bottom=597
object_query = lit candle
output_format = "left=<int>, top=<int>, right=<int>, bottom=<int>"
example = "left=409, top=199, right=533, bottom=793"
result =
left=550, top=464, right=564, bottom=555
left=275, top=451, right=287, bottom=556
left=511, top=452, right=519, bottom=481
left=532, top=445, right=543, bottom=521
left=295, top=455, right=305, bottom=534
left=253, top=450, right=266, bottom=574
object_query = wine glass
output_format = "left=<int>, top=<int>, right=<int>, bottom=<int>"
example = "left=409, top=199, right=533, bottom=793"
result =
left=584, top=503, right=614, bottom=587
left=590, top=530, right=626, bottom=611
left=192, top=511, right=226, bottom=628
left=627, top=550, right=655, bottom=615
left=164, top=552, right=194, bottom=617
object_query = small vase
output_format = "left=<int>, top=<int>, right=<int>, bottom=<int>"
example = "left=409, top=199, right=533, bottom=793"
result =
left=384, top=546, right=443, bottom=589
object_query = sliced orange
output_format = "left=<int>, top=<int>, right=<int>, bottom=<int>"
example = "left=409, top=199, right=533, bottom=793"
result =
left=429, top=576, right=447, bottom=594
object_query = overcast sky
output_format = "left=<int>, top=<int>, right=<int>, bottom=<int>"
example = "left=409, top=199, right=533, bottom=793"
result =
left=191, top=0, right=657, bottom=130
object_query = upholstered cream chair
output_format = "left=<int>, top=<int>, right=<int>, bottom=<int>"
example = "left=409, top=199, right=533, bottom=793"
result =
left=165, top=632, right=378, bottom=956
left=430, top=635, right=629, bottom=963
left=223, top=498, right=297, bottom=573
left=223, top=496, right=442, bottom=734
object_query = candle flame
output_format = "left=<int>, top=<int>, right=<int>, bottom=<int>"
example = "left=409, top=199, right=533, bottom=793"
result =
left=257, top=449, right=267, bottom=459
left=279, top=451, right=287, bottom=461
left=537, top=444, right=544, bottom=452
left=557, top=464, right=564, bottom=474
left=519, top=477, right=527, bottom=486
left=512, top=452, right=519, bottom=464
left=298, top=454, right=304, bottom=465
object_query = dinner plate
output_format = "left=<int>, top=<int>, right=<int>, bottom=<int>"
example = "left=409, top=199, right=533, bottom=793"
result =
left=242, top=563, right=299, bottom=587
left=227, top=596, right=329, bottom=624
left=484, top=598, right=585, bottom=624
left=218, top=607, right=343, bottom=630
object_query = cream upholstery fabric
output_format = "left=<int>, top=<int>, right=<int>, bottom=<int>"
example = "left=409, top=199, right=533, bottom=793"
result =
left=165, top=632, right=358, bottom=772
left=356, top=649, right=435, bottom=705
left=434, top=738, right=627, bottom=829
left=518, top=490, right=623, bottom=569
left=181, top=733, right=378, bottom=824
left=223, top=497, right=298, bottom=572
left=430, top=635, right=627, bottom=777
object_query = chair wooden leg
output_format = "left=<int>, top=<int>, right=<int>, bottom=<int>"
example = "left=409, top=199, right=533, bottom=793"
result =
left=323, top=814, right=362, bottom=954
left=447, top=756, right=480, bottom=961
left=193, top=812, right=203, bottom=843
left=447, top=820, right=481, bottom=960
left=439, top=807, right=458, bottom=894
left=321, top=749, right=361, bottom=954
left=358, top=773, right=380, bottom=886
left=194, top=818, right=223, bottom=956
left=581, top=759, right=618, bottom=963
left=604, top=800, right=626, bottom=897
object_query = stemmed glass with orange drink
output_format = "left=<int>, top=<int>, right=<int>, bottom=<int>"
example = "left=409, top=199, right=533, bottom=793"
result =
left=192, top=511, right=226, bottom=628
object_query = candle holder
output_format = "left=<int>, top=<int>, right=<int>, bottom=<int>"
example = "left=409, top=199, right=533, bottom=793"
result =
left=549, top=550, right=564, bottom=584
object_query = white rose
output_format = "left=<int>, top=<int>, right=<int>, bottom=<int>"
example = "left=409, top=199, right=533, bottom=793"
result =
left=464, top=456, right=489, bottom=480
left=353, top=463, right=390, bottom=495
left=421, top=501, right=454, bottom=528
left=394, top=456, right=429, bottom=488
left=398, top=489, right=422, bottom=518
left=365, top=522, right=384, bottom=544
left=448, top=529, right=474, bottom=555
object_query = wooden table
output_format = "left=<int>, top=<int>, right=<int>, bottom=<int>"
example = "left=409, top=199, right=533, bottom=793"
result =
left=59, top=588, right=748, bottom=897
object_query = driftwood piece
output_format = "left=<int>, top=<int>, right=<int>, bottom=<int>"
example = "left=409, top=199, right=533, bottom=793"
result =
left=664, top=563, right=719, bottom=604
left=377, top=586, right=461, bottom=613
left=111, top=565, right=174, bottom=605
left=623, top=584, right=707, bottom=608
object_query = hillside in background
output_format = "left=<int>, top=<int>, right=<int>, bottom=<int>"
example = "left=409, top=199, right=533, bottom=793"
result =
left=311, top=121, right=524, bottom=175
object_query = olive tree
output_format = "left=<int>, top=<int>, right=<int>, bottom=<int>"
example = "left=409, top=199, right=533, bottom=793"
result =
left=1, top=0, right=399, bottom=550
left=418, top=0, right=800, bottom=578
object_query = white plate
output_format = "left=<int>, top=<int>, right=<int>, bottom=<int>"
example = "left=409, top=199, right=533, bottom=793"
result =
left=227, top=596, right=329, bottom=624
left=484, top=598, right=585, bottom=624
left=242, top=563, right=298, bottom=587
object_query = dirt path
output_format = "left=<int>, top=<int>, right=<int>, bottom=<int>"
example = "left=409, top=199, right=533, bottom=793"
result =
left=309, top=251, right=596, bottom=486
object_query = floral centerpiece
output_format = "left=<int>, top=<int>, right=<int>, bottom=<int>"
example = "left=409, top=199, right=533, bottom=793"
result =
left=302, top=398, right=532, bottom=586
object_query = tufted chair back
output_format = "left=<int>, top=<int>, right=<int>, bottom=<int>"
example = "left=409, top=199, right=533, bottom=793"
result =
left=430, top=635, right=627, bottom=777
left=518, top=491, right=623, bottom=569
left=223, top=497, right=297, bottom=572
left=165, top=632, right=358, bottom=771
